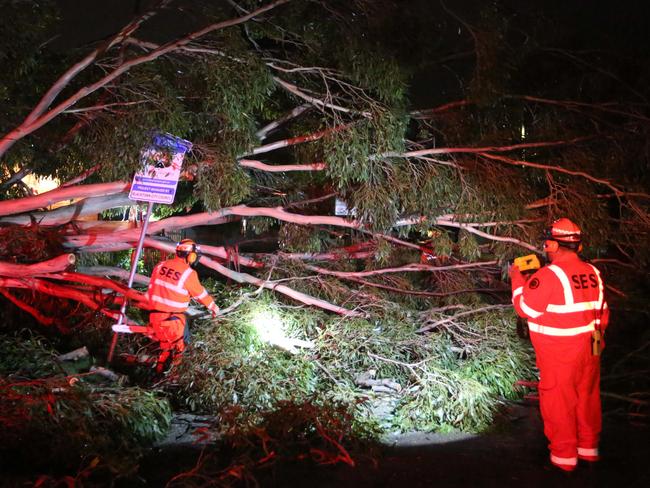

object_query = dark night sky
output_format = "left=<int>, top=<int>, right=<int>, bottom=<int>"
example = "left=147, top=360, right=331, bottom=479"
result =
left=49, top=0, right=650, bottom=108
left=52, top=0, right=650, bottom=50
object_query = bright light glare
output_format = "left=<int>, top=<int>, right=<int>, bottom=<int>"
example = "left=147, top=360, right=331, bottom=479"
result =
left=23, top=174, right=59, bottom=195
left=250, top=309, right=313, bottom=353
left=251, top=310, right=286, bottom=344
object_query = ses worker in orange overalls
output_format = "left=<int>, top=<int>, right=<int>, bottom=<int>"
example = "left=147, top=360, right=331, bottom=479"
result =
left=509, top=218, right=609, bottom=472
left=146, top=239, right=219, bottom=372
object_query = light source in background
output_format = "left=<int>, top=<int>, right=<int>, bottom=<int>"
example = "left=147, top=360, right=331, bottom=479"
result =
left=250, top=309, right=313, bottom=354
left=23, top=174, right=59, bottom=195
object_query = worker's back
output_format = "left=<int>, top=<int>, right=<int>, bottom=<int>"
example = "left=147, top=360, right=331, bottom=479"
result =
left=146, top=256, right=196, bottom=313
left=536, top=253, right=605, bottom=328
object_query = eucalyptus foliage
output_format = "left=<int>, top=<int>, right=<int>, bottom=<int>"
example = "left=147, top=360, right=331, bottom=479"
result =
left=0, top=3, right=648, bottom=476
left=0, top=333, right=171, bottom=469
left=175, top=291, right=535, bottom=434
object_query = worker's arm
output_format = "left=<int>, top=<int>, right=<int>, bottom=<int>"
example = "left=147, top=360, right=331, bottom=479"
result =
left=588, top=263, right=610, bottom=332
left=510, top=266, right=553, bottom=321
left=184, top=270, right=219, bottom=316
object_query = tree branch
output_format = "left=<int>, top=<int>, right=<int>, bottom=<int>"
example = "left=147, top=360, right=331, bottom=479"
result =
left=21, top=1, right=171, bottom=127
left=0, top=254, right=76, bottom=277
left=0, top=277, right=139, bottom=324
left=59, top=164, right=103, bottom=187
left=477, top=152, right=638, bottom=197
left=143, top=239, right=364, bottom=316
left=61, top=202, right=537, bottom=252
left=339, top=277, right=506, bottom=298
left=417, top=304, right=511, bottom=333
left=305, top=260, right=498, bottom=279
left=76, top=266, right=150, bottom=286
left=273, top=76, right=371, bottom=117
left=256, top=103, right=311, bottom=140
left=0, top=0, right=291, bottom=158
left=0, top=181, right=130, bottom=217
left=0, top=288, right=56, bottom=326
left=0, top=167, right=32, bottom=191
left=239, top=159, right=326, bottom=172
left=0, top=192, right=132, bottom=226
left=389, top=136, right=591, bottom=159
left=248, top=123, right=348, bottom=156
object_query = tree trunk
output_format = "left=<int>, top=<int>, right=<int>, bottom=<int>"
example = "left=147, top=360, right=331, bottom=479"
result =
left=0, top=254, right=76, bottom=277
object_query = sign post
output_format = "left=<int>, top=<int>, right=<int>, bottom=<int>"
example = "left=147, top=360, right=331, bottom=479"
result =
left=107, top=133, right=192, bottom=363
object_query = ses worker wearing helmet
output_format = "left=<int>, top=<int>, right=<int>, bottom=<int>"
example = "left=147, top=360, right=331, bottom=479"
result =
left=145, top=239, right=219, bottom=372
left=509, top=218, right=609, bottom=472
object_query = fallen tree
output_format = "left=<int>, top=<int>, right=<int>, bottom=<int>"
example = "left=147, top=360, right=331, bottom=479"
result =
left=1, top=0, right=649, bottom=449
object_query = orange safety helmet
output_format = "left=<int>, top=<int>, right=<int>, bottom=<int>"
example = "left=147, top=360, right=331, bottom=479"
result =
left=543, top=218, right=582, bottom=253
left=176, top=239, right=200, bottom=265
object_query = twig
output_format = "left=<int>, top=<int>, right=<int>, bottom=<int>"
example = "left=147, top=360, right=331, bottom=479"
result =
left=417, top=304, right=510, bottom=333
left=601, top=391, right=649, bottom=406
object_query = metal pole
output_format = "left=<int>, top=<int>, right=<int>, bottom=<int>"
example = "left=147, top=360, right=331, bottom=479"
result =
left=107, top=201, right=155, bottom=363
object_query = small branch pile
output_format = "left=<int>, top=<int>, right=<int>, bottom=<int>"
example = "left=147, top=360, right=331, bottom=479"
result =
left=0, top=333, right=171, bottom=472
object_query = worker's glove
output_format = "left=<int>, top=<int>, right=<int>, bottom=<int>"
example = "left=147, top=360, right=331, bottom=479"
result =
left=508, top=264, right=527, bottom=288
left=508, top=264, right=521, bottom=280
left=208, top=302, right=219, bottom=318
left=112, top=324, right=132, bottom=333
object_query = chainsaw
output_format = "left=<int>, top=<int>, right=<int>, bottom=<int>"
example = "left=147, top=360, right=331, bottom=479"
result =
left=513, top=254, right=542, bottom=273
left=502, top=254, right=542, bottom=282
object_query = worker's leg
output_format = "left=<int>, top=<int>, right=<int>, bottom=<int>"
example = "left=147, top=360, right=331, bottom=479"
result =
left=183, top=313, right=192, bottom=345
left=537, top=352, right=580, bottom=471
left=577, top=352, right=601, bottom=461
left=156, top=342, right=172, bottom=373
left=169, top=315, right=187, bottom=368
left=150, top=314, right=170, bottom=373
left=151, top=313, right=185, bottom=373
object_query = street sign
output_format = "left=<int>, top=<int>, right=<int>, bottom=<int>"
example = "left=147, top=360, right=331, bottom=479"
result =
left=109, top=132, right=192, bottom=363
left=129, top=132, right=193, bottom=204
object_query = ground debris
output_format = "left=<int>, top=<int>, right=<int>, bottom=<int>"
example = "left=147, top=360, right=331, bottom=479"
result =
left=355, top=369, right=402, bottom=393
left=57, top=346, right=89, bottom=361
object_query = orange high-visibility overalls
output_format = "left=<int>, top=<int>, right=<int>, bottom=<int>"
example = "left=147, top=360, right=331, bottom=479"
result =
left=511, top=253, right=609, bottom=470
left=145, top=257, right=218, bottom=371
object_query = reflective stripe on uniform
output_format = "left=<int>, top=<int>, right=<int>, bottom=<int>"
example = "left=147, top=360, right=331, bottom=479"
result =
left=547, top=265, right=574, bottom=305
left=151, top=295, right=189, bottom=309
left=151, top=278, right=189, bottom=295
left=545, top=264, right=606, bottom=315
left=177, top=267, right=194, bottom=289
left=546, top=300, right=601, bottom=313
left=196, top=289, right=208, bottom=300
left=528, top=321, right=595, bottom=336
left=586, top=263, right=605, bottom=311
left=577, top=447, right=599, bottom=456
left=550, top=454, right=578, bottom=467
left=519, top=297, right=543, bottom=318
